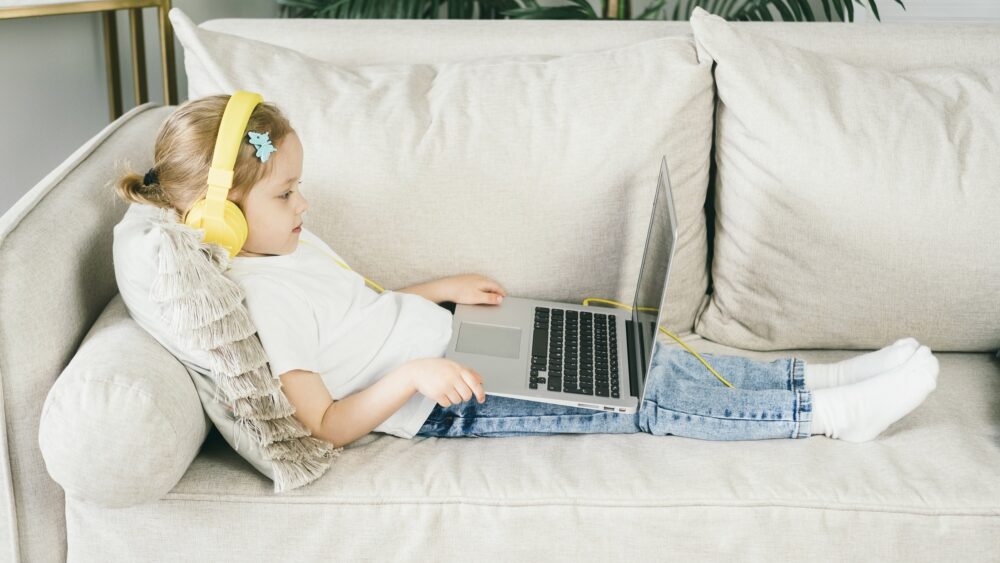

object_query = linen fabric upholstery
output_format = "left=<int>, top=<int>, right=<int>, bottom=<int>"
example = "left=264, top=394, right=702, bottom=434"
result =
left=689, top=7, right=1000, bottom=351
left=38, top=294, right=209, bottom=507
left=169, top=7, right=717, bottom=336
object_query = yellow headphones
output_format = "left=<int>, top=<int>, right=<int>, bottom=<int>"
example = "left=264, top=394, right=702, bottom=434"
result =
left=181, top=90, right=259, bottom=258
left=181, top=90, right=732, bottom=388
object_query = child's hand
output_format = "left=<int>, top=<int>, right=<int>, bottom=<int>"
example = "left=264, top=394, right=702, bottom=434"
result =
left=406, top=358, right=486, bottom=407
left=440, top=274, right=507, bottom=306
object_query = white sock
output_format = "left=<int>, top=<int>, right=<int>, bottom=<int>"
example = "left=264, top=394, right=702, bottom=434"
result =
left=804, top=337, right=920, bottom=389
left=810, top=345, right=938, bottom=442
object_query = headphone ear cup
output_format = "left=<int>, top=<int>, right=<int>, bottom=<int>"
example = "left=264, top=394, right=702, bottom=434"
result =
left=182, top=198, right=249, bottom=258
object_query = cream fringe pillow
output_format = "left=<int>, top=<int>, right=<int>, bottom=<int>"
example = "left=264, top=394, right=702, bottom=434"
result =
left=148, top=207, right=343, bottom=492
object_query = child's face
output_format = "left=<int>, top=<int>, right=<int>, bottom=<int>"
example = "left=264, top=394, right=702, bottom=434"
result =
left=235, top=132, right=308, bottom=257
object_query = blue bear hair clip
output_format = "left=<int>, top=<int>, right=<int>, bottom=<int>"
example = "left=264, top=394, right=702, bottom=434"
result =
left=247, top=131, right=277, bottom=163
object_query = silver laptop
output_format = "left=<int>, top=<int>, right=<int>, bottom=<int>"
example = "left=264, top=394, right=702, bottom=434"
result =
left=444, top=155, right=678, bottom=414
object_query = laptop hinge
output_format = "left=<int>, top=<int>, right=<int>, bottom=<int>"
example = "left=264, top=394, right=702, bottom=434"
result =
left=626, top=319, right=640, bottom=398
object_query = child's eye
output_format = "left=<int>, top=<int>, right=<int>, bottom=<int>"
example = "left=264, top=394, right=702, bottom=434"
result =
left=280, top=181, right=302, bottom=199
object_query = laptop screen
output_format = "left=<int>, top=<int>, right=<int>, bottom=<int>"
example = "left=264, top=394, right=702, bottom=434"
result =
left=629, top=156, right=678, bottom=403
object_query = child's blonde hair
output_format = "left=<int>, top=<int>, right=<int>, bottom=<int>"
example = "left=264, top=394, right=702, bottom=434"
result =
left=114, top=94, right=294, bottom=217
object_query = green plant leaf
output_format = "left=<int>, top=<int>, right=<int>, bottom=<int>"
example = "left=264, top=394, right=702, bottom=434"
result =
left=274, top=0, right=905, bottom=22
left=831, top=0, right=845, bottom=21
left=817, top=0, right=832, bottom=20
left=637, top=0, right=666, bottom=19
left=794, top=0, right=815, bottom=20
left=769, top=1, right=794, bottom=21
left=863, top=0, right=881, bottom=21
left=501, top=4, right=594, bottom=18
left=785, top=0, right=803, bottom=20
left=565, top=0, right=598, bottom=18
left=718, top=1, right=730, bottom=18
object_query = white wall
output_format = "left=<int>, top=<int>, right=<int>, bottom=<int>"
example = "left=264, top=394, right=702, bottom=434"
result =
left=0, top=0, right=277, bottom=216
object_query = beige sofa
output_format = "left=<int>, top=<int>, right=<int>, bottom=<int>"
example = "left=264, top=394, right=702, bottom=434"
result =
left=4, top=14, right=1000, bottom=562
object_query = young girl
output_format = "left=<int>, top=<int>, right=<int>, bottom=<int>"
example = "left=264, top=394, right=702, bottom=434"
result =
left=116, top=94, right=939, bottom=449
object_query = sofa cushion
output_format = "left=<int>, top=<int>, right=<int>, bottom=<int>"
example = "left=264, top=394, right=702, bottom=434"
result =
left=61, top=344, right=1000, bottom=559
left=168, top=6, right=716, bottom=336
left=688, top=7, right=1000, bottom=352
left=37, top=293, right=209, bottom=508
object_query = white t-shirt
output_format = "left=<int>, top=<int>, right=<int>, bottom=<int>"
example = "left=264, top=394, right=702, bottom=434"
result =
left=223, top=227, right=453, bottom=439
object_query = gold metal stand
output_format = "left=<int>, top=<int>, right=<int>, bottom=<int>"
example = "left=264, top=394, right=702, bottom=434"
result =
left=1, top=0, right=179, bottom=121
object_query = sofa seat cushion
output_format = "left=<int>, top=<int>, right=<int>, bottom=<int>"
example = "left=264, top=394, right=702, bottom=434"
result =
left=63, top=344, right=1000, bottom=559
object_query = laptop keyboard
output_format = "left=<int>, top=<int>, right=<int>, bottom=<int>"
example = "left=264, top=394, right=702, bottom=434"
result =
left=529, top=306, right=620, bottom=398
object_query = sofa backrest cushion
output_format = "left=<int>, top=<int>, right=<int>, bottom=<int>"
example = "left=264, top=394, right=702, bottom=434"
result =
left=169, top=6, right=717, bottom=336
left=38, top=293, right=209, bottom=507
left=689, top=6, right=1000, bottom=352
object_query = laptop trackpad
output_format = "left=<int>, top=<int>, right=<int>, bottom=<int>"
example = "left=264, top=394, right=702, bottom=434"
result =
left=456, top=322, right=521, bottom=359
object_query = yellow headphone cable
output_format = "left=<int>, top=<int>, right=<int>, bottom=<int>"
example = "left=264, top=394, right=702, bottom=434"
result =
left=297, top=238, right=734, bottom=388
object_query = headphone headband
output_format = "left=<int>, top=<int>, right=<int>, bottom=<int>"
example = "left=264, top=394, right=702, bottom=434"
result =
left=204, top=91, right=262, bottom=225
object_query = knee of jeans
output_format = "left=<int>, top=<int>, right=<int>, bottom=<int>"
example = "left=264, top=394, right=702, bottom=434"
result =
left=637, top=400, right=655, bottom=433
left=644, top=367, right=684, bottom=399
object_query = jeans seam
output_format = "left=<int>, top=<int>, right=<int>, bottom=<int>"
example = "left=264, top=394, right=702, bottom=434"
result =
left=794, top=389, right=800, bottom=438
left=648, top=402, right=799, bottom=422
left=795, top=388, right=812, bottom=438
left=791, top=357, right=806, bottom=392
left=793, top=356, right=810, bottom=438
left=458, top=412, right=618, bottom=422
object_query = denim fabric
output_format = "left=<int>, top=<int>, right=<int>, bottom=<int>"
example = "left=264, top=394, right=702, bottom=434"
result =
left=415, top=343, right=813, bottom=440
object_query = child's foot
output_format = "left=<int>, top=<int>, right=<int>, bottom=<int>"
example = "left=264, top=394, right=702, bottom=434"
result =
left=804, top=337, right=920, bottom=389
left=810, top=345, right=938, bottom=442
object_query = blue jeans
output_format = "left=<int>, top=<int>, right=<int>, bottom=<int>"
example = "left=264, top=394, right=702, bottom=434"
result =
left=415, top=342, right=813, bottom=440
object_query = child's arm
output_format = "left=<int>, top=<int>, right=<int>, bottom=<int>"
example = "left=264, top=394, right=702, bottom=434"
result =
left=279, top=366, right=417, bottom=448
left=397, top=274, right=506, bottom=306
left=395, top=280, right=449, bottom=303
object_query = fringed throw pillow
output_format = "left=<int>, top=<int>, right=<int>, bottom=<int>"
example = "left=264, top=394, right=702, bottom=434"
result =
left=147, top=206, right=343, bottom=492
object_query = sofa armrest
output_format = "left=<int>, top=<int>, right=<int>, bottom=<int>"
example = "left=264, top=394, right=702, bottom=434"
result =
left=0, top=102, right=176, bottom=563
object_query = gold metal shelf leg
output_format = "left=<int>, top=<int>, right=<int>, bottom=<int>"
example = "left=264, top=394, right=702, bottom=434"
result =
left=129, top=7, right=147, bottom=105
left=101, top=10, right=123, bottom=120
left=159, top=0, right=177, bottom=105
